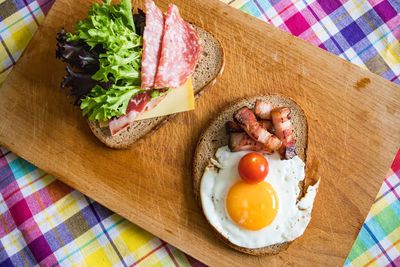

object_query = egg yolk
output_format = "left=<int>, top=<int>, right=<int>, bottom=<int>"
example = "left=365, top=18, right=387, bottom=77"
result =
left=226, top=180, right=278, bottom=231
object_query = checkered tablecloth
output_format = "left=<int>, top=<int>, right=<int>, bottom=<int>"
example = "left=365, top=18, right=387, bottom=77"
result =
left=346, top=150, right=400, bottom=266
left=0, top=149, right=201, bottom=266
left=0, top=0, right=399, bottom=266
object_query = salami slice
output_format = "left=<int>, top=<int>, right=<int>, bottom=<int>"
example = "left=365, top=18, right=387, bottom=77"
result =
left=141, top=0, right=165, bottom=89
left=154, top=4, right=203, bottom=88
left=108, top=92, right=166, bottom=135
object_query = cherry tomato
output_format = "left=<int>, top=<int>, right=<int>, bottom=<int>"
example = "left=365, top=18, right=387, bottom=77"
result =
left=238, top=153, right=269, bottom=184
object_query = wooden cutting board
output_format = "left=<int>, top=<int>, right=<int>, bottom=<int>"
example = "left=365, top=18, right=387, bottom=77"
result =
left=1, top=0, right=400, bottom=265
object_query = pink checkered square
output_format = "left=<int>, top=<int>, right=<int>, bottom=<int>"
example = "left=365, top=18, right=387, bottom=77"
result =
left=25, top=187, right=52, bottom=215
left=0, top=210, right=16, bottom=238
left=3, top=182, right=25, bottom=209
left=18, top=217, right=42, bottom=244
left=285, top=12, right=311, bottom=35
left=298, top=27, right=318, bottom=43
left=273, top=0, right=299, bottom=16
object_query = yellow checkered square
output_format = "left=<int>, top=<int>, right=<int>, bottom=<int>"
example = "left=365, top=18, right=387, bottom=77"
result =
left=382, top=41, right=400, bottom=68
left=370, top=196, right=390, bottom=215
left=54, top=195, right=82, bottom=221
left=139, top=251, right=164, bottom=267
left=102, top=243, right=122, bottom=265
left=388, top=227, right=400, bottom=245
left=75, top=231, right=97, bottom=251
left=84, top=248, right=112, bottom=267
left=108, top=235, right=130, bottom=259
left=350, top=250, right=375, bottom=267
left=131, top=243, right=157, bottom=263
left=120, top=223, right=154, bottom=253
left=11, top=26, right=29, bottom=50
left=73, top=260, right=88, bottom=267
left=2, top=12, right=23, bottom=32
left=0, top=43, right=8, bottom=63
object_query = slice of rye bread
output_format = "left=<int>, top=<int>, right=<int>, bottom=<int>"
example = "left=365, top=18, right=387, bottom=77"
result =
left=192, top=95, right=308, bottom=256
left=87, top=26, right=224, bottom=149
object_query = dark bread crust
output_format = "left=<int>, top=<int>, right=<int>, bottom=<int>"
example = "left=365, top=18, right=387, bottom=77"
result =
left=86, top=114, right=175, bottom=149
left=192, top=95, right=308, bottom=255
left=87, top=26, right=225, bottom=149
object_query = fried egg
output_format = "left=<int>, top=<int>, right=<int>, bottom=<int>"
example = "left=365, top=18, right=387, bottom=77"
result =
left=200, top=146, right=319, bottom=249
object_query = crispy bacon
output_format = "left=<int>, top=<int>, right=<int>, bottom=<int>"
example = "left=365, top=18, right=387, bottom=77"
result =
left=233, top=107, right=282, bottom=151
left=225, top=121, right=244, bottom=134
left=271, top=107, right=296, bottom=159
left=226, top=120, right=273, bottom=134
left=229, top=133, right=272, bottom=154
left=258, top=120, right=273, bottom=132
left=254, top=100, right=274, bottom=120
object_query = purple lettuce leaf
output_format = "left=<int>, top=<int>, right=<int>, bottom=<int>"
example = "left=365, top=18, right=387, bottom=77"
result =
left=61, top=66, right=111, bottom=105
left=56, top=29, right=100, bottom=74
left=56, top=8, right=146, bottom=110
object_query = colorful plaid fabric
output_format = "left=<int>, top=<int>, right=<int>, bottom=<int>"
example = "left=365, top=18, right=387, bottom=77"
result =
left=0, top=0, right=54, bottom=85
left=1, top=0, right=400, bottom=266
left=238, top=0, right=400, bottom=85
left=345, top=150, right=400, bottom=267
left=0, top=147, right=203, bottom=266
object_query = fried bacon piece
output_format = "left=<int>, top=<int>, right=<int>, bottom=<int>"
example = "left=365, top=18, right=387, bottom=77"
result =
left=234, top=107, right=282, bottom=151
left=271, top=107, right=296, bottom=159
left=229, top=133, right=272, bottom=154
left=225, top=121, right=244, bottom=134
left=258, top=120, right=273, bottom=132
left=254, top=100, right=275, bottom=120
left=226, top=120, right=272, bottom=134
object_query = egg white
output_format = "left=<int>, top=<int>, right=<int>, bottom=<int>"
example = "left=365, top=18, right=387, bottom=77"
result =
left=200, top=146, right=319, bottom=249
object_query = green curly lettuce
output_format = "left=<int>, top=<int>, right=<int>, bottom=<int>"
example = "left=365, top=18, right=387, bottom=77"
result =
left=81, top=84, right=142, bottom=121
left=66, top=0, right=144, bottom=120
left=91, top=50, right=142, bottom=83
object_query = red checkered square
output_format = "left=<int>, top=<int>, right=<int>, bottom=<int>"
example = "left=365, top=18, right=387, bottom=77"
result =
left=9, top=199, right=32, bottom=226
left=285, top=12, right=311, bottom=36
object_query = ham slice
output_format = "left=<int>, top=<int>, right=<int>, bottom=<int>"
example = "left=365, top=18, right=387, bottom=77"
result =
left=141, top=0, right=165, bottom=89
left=108, top=92, right=166, bottom=135
left=154, top=4, right=203, bottom=88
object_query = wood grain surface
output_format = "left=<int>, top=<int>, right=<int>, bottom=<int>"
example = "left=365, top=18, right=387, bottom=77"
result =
left=1, top=0, right=400, bottom=265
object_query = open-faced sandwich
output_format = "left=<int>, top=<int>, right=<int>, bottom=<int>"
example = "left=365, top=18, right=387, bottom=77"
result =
left=193, top=95, right=320, bottom=255
left=56, top=0, right=224, bottom=148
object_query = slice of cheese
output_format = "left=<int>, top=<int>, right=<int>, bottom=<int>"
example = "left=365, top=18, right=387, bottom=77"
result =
left=98, top=119, right=109, bottom=128
left=134, top=77, right=195, bottom=121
